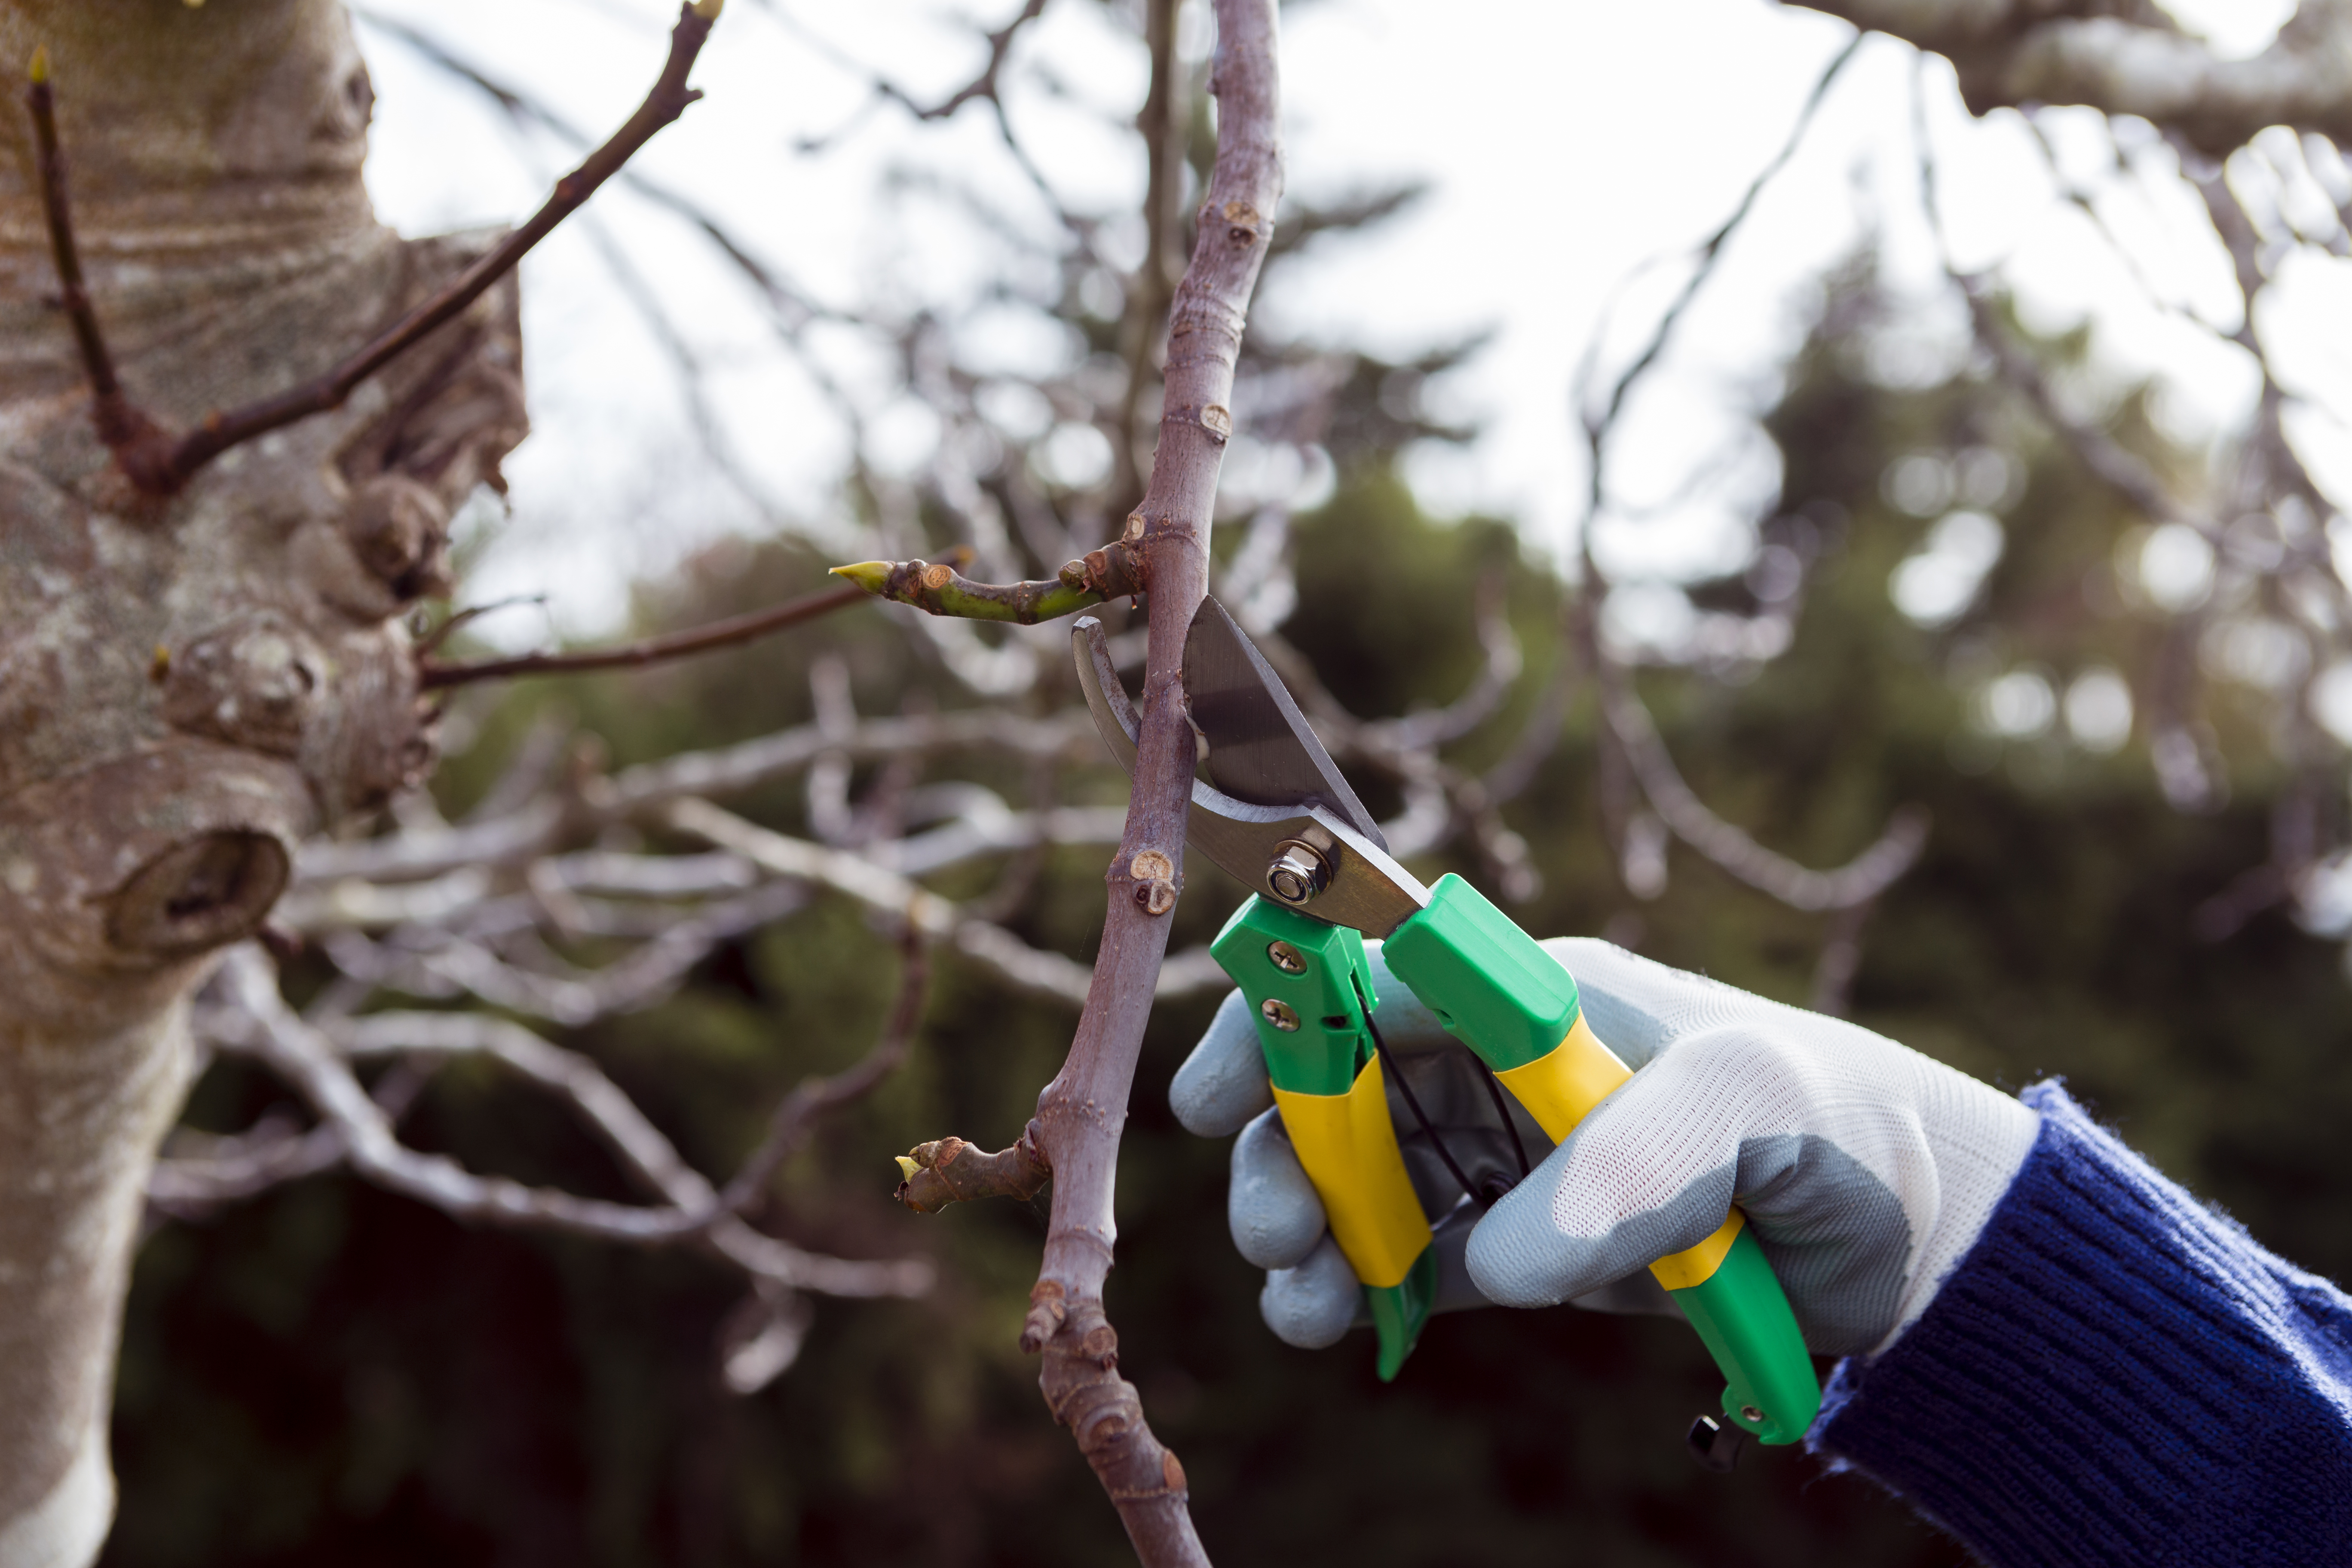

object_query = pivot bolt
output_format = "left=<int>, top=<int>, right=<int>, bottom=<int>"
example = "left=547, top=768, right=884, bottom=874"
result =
left=1265, top=840, right=1331, bottom=906
left=1266, top=940, right=1307, bottom=975
left=1260, top=998, right=1301, bottom=1032
left=1740, top=1406, right=1767, bottom=1427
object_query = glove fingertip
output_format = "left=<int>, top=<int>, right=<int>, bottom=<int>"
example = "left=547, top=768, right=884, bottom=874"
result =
left=1230, top=1112, right=1326, bottom=1270
left=1170, top=989, right=1274, bottom=1137
left=1464, top=1163, right=1736, bottom=1309
left=1260, top=1236, right=1357, bottom=1350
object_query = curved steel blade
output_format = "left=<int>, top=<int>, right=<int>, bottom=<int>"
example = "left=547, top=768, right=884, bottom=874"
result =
left=1183, top=596, right=1387, bottom=850
left=1071, top=616, right=1426, bottom=936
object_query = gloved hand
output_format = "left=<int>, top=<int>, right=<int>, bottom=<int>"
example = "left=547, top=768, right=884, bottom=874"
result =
left=1171, top=937, right=2041, bottom=1360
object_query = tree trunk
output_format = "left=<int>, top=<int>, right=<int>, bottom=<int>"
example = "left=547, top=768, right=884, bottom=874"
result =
left=0, top=3, right=524, bottom=1559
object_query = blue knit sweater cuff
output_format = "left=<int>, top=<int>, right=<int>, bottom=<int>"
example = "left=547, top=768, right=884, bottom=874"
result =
left=1809, top=1081, right=2352, bottom=1568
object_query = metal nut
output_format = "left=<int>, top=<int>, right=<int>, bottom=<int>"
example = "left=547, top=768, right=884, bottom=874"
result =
left=1265, top=840, right=1330, bottom=906
left=1260, top=998, right=1301, bottom=1032
left=1740, top=1405, right=1767, bottom=1426
left=1266, top=940, right=1307, bottom=975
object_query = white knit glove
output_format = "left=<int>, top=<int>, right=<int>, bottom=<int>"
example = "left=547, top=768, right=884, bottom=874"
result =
left=1172, top=938, right=2042, bottom=1359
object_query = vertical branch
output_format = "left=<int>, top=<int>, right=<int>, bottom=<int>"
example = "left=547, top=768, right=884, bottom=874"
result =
left=1113, top=0, right=1188, bottom=513
left=1024, top=2, right=1279, bottom=1561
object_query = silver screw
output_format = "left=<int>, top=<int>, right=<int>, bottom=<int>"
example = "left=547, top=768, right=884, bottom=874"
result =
left=1740, top=1405, right=1767, bottom=1426
left=1260, top=998, right=1301, bottom=1032
left=1266, top=941, right=1307, bottom=975
left=1265, top=840, right=1330, bottom=905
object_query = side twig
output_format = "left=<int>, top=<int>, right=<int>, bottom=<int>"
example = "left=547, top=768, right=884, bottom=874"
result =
left=24, top=48, right=173, bottom=483
left=833, top=532, right=1144, bottom=625
left=894, top=1130, right=1052, bottom=1212
left=141, top=1, right=721, bottom=495
left=420, top=579, right=864, bottom=689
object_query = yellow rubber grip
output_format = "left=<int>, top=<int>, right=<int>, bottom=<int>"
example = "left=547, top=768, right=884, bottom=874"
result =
left=1270, top=1053, right=1434, bottom=1290
left=1489, top=1013, right=1632, bottom=1138
left=1491, top=1014, right=1744, bottom=1290
left=1648, top=1209, right=1745, bottom=1290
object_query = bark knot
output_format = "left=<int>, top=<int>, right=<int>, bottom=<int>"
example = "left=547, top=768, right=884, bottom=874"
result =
left=1128, top=849, right=1177, bottom=916
left=1021, top=1277, right=1068, bottom=1353
left=160, top=613, right=327, bottom=760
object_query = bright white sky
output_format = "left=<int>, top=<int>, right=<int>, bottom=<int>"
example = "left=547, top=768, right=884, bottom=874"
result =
left=352, top=0, right=2347, bottom=649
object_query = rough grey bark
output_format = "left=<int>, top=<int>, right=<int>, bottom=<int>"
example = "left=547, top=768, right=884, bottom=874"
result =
left=0, top=3, right=522, bottom=1559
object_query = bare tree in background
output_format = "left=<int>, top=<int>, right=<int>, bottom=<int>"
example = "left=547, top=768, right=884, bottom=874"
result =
left=6, top=1, right=2352, bottom=1566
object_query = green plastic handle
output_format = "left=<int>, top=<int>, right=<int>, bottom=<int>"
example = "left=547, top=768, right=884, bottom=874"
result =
left=1382, top=874, right=1822, bottom=1444
left=1210, top=898, right=1438, bottom=1380
left=1673, top=1226, right=1820, bottom=1444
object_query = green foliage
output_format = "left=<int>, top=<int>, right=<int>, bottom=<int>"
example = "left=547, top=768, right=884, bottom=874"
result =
left=105, top=261, right=2352, bottom=1567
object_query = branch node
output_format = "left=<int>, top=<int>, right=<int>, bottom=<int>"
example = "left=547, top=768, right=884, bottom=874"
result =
left=1128, top=849, right=1178, bottom=916
left=1021, top=1278, right=1067, bottom=1353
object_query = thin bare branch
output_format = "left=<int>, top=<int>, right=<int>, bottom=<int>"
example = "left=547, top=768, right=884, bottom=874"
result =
left=198, top=948, right=934, bottom=1301
left=22, top=48, right=174, bottom=485
left=1596, top=660, right=1929, bottom=911
left=1363, top=571, right=1522, bottom=752
left=901, top=0, right=1051, bottom=122
left=292, top=707, right=1102, bottom=886
left=988, top=3, right=1281, bottom=1556
left=711, top=934, right=931, bottom=1215
left=1543, top=36, right=1931, bottom=926
left=149, top=1118, right=348, bottom=1216
left=661, top=797, right=1223, bottom=1004
left=420, top=581, right=864, bottom=689
left=1808, top=896, right=1880, bottom=1016
left=353, top=6, right=836, bottom=331
left=770, top=0, right=1050, bottom=136
left=1578, top=31, right=1862, bottom=505
left=148, top=2, right=722, bottom=494
left=312, top=878, right=808, bottom=1024
left=1115, top=0, right=1188, bottom=510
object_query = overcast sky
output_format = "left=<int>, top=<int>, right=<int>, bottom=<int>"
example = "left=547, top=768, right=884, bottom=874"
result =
left=352, top=0, right=2343, bottom=648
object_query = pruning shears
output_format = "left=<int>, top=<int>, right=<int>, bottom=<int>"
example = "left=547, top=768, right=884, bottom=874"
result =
left=1074, top=599, right=1820, bottom=1453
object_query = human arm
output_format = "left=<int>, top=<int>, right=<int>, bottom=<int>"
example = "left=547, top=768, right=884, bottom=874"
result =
left=1174, top=938, right=2352, bottom=1565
